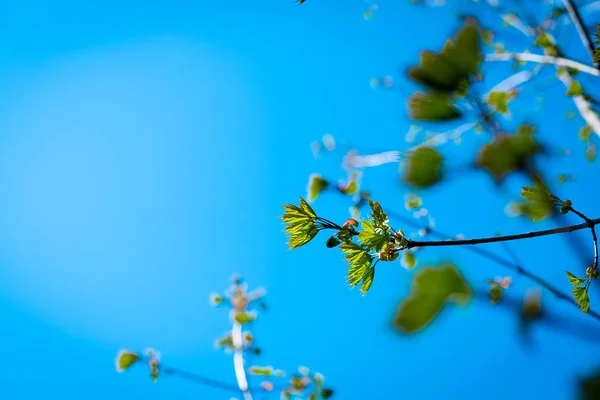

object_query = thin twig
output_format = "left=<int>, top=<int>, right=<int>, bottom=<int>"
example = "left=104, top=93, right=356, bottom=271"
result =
left=567, top=206, right=600, bottom=270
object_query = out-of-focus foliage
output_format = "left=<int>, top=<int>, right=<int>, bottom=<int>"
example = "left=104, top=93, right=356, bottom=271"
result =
left=401, top=147, right=443, bottom=188
left=475, top=124, right=540, bottom=183
left=393, top=263, right=471, bottom=334
left=406, top=21, right=482, bottom=121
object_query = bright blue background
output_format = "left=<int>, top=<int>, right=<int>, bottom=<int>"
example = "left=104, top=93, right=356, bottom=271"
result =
left=1, top=1, right=600, bottom=399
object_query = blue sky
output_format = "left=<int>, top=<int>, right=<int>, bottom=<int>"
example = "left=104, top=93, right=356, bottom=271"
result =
left=1, top=0, right=600, bottom=399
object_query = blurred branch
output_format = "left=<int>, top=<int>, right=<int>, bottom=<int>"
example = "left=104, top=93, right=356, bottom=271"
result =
left=232, top=321, right=253, bottom=400
left=559, top=0, right=599, bottom=67
left=485, top=52, right=600, bottom=76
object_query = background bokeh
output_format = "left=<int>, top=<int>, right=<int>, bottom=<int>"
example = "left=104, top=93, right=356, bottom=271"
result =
left=0, top=1, right=599, bottom=399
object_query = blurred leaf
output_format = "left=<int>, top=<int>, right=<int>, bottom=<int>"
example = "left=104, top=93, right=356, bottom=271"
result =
left=402, top=147, right=443, bottom=188
left=249, top=366, right=273, bottom=376
left=408, top=92, right=461, bottom=121
left=401, top=251, right=417, bottom=270
left=408, top=22, right=481, bottom=92
left=306, top=174, right=329, bottom=202
left=580, top=126, right=592, bottom=141
left=512, top=179, right=556, bottom=222
left=234, top=312, right=257, bottom=325
left=487, top=281, right=503, bottom=305
left=475, top=126, right=540, bottom=183
left=579, top=367, right=600, bottom=400
left=534, top=32, right=557, bottom=55
left=566, top=80, right=584, bottom=97
left=521, top=290, right=542, bottom=320
left=116, top=351, right=139, bottom=373
left=488, top=91, right=511, bottom=115
left=393, top=263, right=471, bottom=334
left=322, top=388, right=335, bottom=399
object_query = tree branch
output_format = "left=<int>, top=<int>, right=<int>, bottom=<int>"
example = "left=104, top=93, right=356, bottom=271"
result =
left=406, top=219, right=600, bottom=249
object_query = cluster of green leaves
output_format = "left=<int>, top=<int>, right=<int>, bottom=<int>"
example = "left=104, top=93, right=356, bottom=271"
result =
left=281, top=197, right=410, bottom=295
left=281, top=198, right=340, bottom=250
left=248, top=366, right=334, bottom=400
left=115, top=348, right=160, bottom=381
left=393, top=263, right=471, bottom=334
left=407, top=21, right=482, bottom=121
left=509, top=181, right=564, bottom=222
left=566, top=265, right=600, bottom=315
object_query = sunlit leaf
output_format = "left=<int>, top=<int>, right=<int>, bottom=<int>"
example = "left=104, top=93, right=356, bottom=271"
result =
left=280, top=198, right=323, bottom=250
left=358, top=220, right=389, bottom=252
left=341, top=242, right=374, bottom=293
left=401, top=251, right=417, bottom=270
left=402, top=147, right=443, bottom=188
left=393, top=263, right=471, bottom=334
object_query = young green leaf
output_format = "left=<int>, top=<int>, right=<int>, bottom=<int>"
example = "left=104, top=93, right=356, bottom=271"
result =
left=341, top=242, right=374, bottom=292
left=401, top=251, right=417, bottom=270
left=357, top=220, right=389, bottom=252
left=280, top=198, right=321, bottom=250
left=573, top=286, right=591, bottom=313
left=566, top=270, right=586, bottom=287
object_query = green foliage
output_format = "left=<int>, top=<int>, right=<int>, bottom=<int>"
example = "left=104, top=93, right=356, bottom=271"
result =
left=249, top=366, right=274, bottom=376
left=393, top=263, right=471, bottom=334
left=341, top=241, right=375, bottom=295
left=115, top=350, right=140, bottom=373
left=533, top=32, right=557, bottom=55
left=511, top=181, right=559, bottom=222
left=307, top=174, right=329, bottom=202
left=234, top=311, right=257, bottom=325
left=487, top=91, right=512, bottom=115
left=280, top=198, right=332, bottom=250
left=566, top=80, right=584, bottom=97
left=401, top=251, right=417, bottom=270
left=567, top=271, right=591, bottom=314
left=486, top=281, right=504, bottom=305
left=408, top=21, right=481, bottom=92
left=475, top=124, right=540, bottom=183
left=407, top=92, right=461, bottom=121
left=402, top=147, right=443, bottom=188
